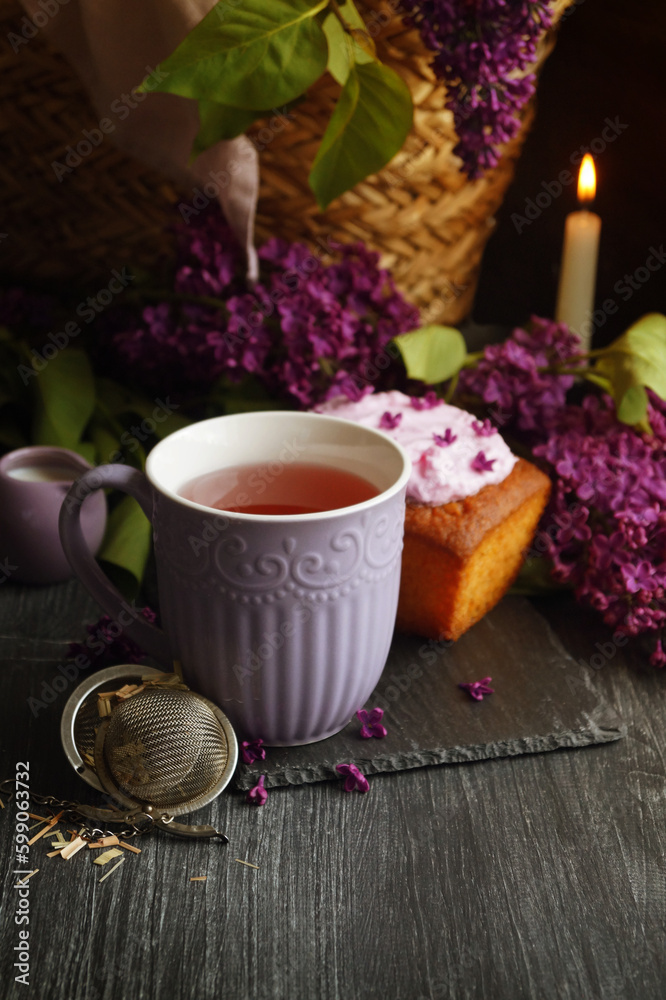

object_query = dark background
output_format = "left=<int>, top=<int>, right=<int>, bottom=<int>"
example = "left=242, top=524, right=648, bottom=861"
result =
left=474, top=0, right=666, bottom=346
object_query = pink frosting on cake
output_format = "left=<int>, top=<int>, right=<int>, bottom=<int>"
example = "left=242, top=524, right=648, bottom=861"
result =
left=316, top=391, right=517, bottom=505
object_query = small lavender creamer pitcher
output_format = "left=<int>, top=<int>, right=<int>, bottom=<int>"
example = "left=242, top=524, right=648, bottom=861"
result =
left=59, top=412, right=410, bottom=745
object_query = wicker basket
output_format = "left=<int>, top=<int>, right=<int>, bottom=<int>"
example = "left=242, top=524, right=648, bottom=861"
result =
left=0, top=0, right=571, bottom=322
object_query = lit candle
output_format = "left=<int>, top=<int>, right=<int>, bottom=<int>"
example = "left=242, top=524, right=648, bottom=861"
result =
left=555, top=154, right=601, bottom=350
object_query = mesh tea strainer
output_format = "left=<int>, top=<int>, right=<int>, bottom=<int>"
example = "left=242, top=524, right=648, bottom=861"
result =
left=61, top=664, right=238, bottom=840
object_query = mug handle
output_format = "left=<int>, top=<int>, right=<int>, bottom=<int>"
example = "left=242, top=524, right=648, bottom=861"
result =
left=59, top=464, right=172, bottom=665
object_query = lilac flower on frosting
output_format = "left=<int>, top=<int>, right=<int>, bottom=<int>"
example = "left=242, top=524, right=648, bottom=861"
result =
left=471, top=451, right=496, bottom=473
left=410, top=391, right=440, bottom=410
left=472, top=419, right=497, bottom=438
left=380, top=411, right=403, bottom=430
left=433, top=428, right=457, bottom=447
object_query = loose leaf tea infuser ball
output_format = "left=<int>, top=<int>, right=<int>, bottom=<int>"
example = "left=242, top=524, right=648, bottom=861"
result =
left=60, top=665, right=238, bottom=840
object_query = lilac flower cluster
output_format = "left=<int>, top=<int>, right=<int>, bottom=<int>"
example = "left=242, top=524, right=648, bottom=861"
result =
left=109, top=213, right=419, bottom=407
left=455, top=317, right=666, bottom=663
left=533, top=394, right=666, bottom=666
left=66, top=607, right=157, bottom=667
left=456, top=315, right=582, bottom=441
left=402, top=0, right=553, bottom=177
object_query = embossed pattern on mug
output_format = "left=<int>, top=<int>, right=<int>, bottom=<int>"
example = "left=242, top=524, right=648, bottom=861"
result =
left=153, top=495, right=406, bottom=744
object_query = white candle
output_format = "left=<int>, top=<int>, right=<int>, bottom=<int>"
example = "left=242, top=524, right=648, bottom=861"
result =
left=555, top=154, right=601, bottom=350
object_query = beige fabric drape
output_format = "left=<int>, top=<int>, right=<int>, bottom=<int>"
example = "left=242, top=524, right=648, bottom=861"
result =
left=22, top=0, right=259, bottom=277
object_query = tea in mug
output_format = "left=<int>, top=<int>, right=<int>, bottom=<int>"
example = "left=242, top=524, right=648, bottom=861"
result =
left=180, top=461, right=379, bottom=515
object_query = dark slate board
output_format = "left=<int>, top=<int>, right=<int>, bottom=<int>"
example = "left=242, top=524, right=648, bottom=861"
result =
left=235, top=595, right=626, bottom=789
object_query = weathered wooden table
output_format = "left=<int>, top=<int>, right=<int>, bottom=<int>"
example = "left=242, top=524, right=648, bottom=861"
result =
left=1, top=579, right=665, bottom=1000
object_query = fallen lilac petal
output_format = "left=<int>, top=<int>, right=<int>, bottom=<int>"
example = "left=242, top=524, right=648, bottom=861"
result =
left=336, top=762, right=370, bottom=793
left=357, top=707, right=384, bottom=725
left=247, top=774, right=268, bottom=806
left=361, top=722, right=388, bottom=739
left=241, top=739, right=266, bottom=764
left=356, top=707, right=387, bottom=739
left=66, top=607, right=156, bottom=666
left=459, top=677, right=494, bottom=701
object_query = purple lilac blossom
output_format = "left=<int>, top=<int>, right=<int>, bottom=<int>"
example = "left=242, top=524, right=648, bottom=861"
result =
left=67, top=607, right=157, bottom=666
left=356, top=707, right=388, bottom=739
left=410, top=391, right=440, bottom=410
left=459, top=677, right=494, bottom=700
left=471, top=451, right=495, bottom=472
left=336, top=762, right=370, bottom=793
left=380, top=411, right=403, bottom=430
left=247, top=774, right=268, bottom=806
left=456, top=316, right=583, bottom=442
left=108, top=214, right=419, bottom=407
left=401, top=1, right=553, bottom=177
left=455, top=317, right=666, bottom=665
left=533, top=392, right=666, bottom=666
left=241, top=739, right=266, bottom=764
left=433, top=428, right=457, bottom=447
left=472, top=418, right=497, bottom=437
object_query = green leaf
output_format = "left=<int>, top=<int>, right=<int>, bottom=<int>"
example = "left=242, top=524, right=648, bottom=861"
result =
left=192, top=101, right=263, bottom=159
left=595, top=313, right=666, bottom=398
left=96, top=379, right=190, bottom=440
left=211, top=376, right=286, bottom=414
left=393, top=325, right=467, bottom=384
left=144, top=0, right=329, bottom=110
left=75, top=442, right=97, bottom=464
left=593, top=313, right=666, bottom=427
left=321, top=2, right=372, bottom=86
left=334, top=0, right=367, bottom=33
left=88, top=420, right=123, bottom=467
left=96, top=378, right=141, bottom=417
left=322, top=11, right=353, bottom=85
left=31, top=349, right=95, bottom=453
left=309, top=61, right=412, bottom=208
left=617, top=384, right=649, bottom=426
left=97, top=494, right=152, bottom=593
left=334, top=0, right=375, bottom=62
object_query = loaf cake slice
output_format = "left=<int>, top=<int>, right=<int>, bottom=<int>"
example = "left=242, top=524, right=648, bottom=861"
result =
left=398, top=458, right=550, bottom=640
left=316, top=391, right=551, bottom=641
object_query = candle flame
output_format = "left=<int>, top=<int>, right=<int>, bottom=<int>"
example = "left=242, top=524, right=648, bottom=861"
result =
left=578, top=154, right=596, bottom=205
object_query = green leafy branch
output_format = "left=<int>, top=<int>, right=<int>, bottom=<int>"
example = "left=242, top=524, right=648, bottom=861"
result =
left=393, top=313, right=666, bottom=431
left=139, top=0, right=412, bottom=209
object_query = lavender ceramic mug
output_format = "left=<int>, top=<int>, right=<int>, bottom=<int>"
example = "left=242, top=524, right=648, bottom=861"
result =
left=59, top=412, right=410, bottom=745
